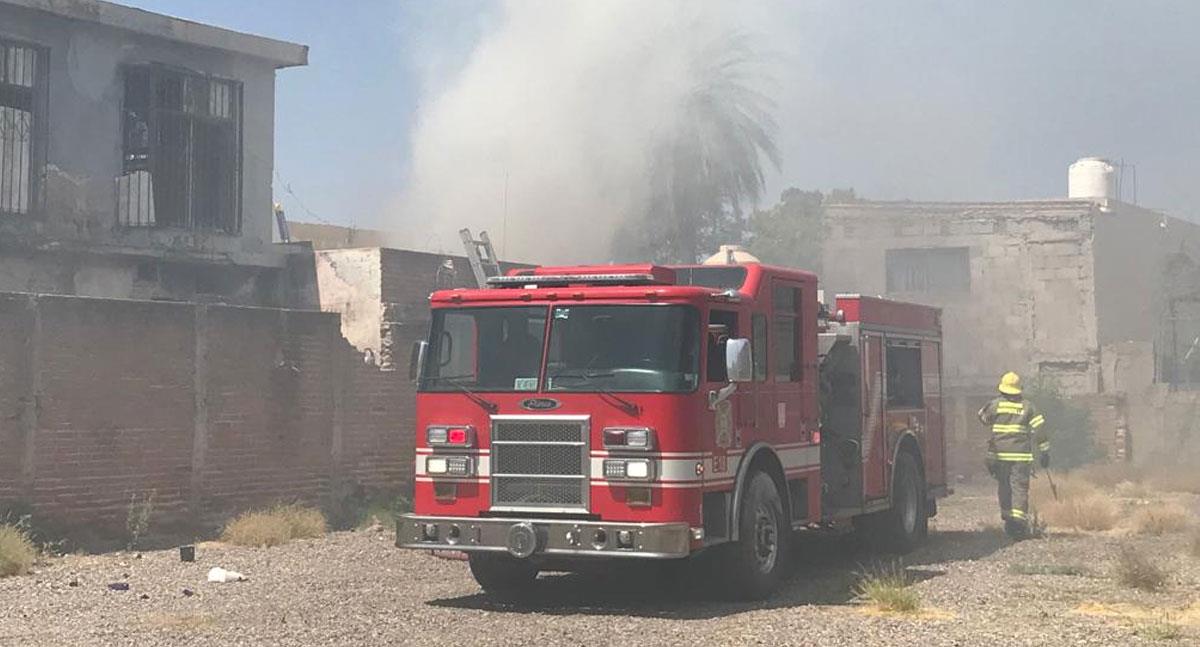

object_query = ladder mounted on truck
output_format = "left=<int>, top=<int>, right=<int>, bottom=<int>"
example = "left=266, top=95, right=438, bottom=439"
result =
left=459, top=229, right=502, bottom=288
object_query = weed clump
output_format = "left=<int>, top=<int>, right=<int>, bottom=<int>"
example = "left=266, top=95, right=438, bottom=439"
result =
left=1009, top=563, right=1090, bottom=577
left=1134, top=618, right=1183, bottom=641
left=221, top=505, right=327, bottom=548
left=856, top=564, right=920, bottom=614
left=1039, top=495, right=1119, bottom=532
left=1113, top=547, right=1169, bottom=592
left=0, top=524, right=36, bottom=577
left=126, top=490, right=156, bottom=550
left=1131, top=504, right=1194, bottom=536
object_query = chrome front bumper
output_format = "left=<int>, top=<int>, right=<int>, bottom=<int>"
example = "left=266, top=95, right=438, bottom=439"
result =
left=396, top=514, right=691, bottom=559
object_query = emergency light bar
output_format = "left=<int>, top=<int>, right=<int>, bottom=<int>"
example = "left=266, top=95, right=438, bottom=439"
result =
left=486, top=273, right=662, bottom=287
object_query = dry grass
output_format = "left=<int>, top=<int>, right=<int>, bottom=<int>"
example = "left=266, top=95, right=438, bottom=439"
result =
left=1031, top=472, right=1099, bottom=509
left=1190, top=531, right=1200, bottom=559
left=1039, top=495, right=1119, bottom=531
left=855, top=564, right=921, bottom=614
left=1029, top=471, right=1120, bottom=531
left=0, top=524, right=36, bottom=577
left=1113, top=547, right=1170, bottom=592
left=1131, top=504, right=1195, bottom=536
left=1134, top=618, right=1184, bottom=641
left=1146, top=469, right=1200, bottom=496
left=1115, top=480, right=1153, bottom=499
left=221, top=505, right=327, bottom=548
left=1075, top=462, right=1143, bottom=488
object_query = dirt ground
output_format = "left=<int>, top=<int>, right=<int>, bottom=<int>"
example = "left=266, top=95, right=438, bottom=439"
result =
left=1, top=480, right=1198, bottom=646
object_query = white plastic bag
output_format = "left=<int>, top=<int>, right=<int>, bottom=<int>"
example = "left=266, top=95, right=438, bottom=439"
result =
left=207, top=567, right=247, bottom=583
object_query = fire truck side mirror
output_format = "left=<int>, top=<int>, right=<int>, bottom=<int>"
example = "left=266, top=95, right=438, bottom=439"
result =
left=725, top=338, right=753, bottom=383
left=410, top=340, right=429, bottom=382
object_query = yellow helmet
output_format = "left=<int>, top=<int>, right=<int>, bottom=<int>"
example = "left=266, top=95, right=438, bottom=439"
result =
left=998, top=372, right=1022, bottom=395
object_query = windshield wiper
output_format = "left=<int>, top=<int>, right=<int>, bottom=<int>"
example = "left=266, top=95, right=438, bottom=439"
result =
left=424, top=375, right=498, bottom=414
left=550, top=371, right=640, bottom=416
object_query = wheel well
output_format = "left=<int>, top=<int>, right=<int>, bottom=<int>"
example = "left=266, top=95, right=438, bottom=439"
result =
left=731, top=446, right=790, bottom=541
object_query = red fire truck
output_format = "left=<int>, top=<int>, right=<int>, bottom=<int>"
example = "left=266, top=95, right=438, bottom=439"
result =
left=397, top=263, right=948, bottom=599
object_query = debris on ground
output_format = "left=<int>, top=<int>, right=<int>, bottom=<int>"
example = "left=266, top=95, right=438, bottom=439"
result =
left=206, top=567, right=247, bottom=583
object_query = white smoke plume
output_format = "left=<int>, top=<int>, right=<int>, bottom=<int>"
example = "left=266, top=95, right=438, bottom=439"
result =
left=395, top=0, right=786, bottom=263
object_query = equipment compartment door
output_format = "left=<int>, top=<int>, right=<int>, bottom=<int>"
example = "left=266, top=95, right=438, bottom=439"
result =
left=818, top=334, right=863, bottom=512
left=922, top=340, right=946, bottom=488
left=862, top=333, right=887, bottom=500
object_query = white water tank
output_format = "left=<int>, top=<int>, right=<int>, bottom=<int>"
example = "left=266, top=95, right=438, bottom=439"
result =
left=703, top=244, right=760, bottom=265
left=1068, top=157, right=1116, bottom=200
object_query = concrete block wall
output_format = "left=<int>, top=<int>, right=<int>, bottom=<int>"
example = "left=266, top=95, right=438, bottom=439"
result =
left=0, top=292, right=410, bottom=531
left=823, top=201, right=1102, bottom=397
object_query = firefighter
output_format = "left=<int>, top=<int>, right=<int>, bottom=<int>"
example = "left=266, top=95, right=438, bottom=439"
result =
left=978, top=372, right=1049, bottom=539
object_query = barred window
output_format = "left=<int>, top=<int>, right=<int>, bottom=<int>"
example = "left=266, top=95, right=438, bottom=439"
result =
left=0, top=40, right=46, bottom=216
left=119, top=65, right=242, bottom=232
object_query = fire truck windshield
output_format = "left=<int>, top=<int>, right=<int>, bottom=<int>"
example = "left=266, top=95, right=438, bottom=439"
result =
left=420, top=306, right=547, bottom=392
left=419, top=304, right=700, bottom=394
left=545, top=305, right=699, bottom=393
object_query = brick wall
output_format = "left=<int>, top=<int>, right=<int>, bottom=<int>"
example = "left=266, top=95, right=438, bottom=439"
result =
left=0, top=292, right=410, bottom=531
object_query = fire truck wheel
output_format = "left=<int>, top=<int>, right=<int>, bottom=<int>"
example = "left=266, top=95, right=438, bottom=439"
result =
left=467, top=553, right=539, bottom=596
left=874, top=450, right=928, bottom=553
left=724, top=471, right=790, bottom=600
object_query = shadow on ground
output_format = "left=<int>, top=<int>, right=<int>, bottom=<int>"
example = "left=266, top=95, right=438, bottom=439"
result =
left=427, top=526, right=1009, bottom=619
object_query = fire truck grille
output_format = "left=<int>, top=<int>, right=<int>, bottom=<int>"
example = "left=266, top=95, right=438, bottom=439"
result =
left=490, top=416, right=589, bottom=512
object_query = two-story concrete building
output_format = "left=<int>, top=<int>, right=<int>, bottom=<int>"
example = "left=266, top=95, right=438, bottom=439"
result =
left=0, top=0, right=308, bottom=305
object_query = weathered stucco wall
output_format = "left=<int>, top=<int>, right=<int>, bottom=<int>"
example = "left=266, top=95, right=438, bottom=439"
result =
left=0, top=3, right=301, bottom=305
left=823, top=200, right=1102, bottom=396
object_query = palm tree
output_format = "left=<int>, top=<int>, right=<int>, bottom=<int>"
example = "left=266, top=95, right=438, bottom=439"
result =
left=619, top=33, right=779, bottom=263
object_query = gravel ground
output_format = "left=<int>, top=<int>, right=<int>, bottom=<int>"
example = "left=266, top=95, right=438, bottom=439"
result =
left=1, top=481, right=1198, bottom=646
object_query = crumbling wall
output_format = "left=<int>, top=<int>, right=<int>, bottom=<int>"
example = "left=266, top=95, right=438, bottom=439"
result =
left=314, top=249, right=385, bottom=359
left=314, top=247, right=533, bottom=370
left=0, top=292, right=410, bottom=530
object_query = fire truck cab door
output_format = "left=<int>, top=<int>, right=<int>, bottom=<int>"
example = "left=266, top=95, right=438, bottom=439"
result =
left=707, top=309, right=743, bottom=474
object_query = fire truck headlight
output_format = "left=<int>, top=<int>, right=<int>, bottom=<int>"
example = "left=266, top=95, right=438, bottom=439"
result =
left=603, top=459, right=653, bottom=481
left=625, top=459, right=651, bottom=479
left=426, top=425, right=474, bottom=447
left=426, top=427, right=448, bottom=445
left=602, top=427, right=655, bottom=450
left=426, top=456, right=449, bottom=475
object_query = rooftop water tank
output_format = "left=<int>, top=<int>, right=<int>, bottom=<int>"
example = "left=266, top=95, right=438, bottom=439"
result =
left=1068, top=157, right=1116, bottom=200
left=703, top=244, right=760, bottom=265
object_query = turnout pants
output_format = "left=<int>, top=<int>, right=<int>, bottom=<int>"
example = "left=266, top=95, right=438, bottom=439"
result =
left=995, top=461, right=1031, bottom=523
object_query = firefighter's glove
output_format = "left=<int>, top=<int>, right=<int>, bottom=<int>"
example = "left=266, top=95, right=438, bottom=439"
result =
left=985, top=458, right=998, bottom=479
left=1039, top=452, right=1050, bottom=469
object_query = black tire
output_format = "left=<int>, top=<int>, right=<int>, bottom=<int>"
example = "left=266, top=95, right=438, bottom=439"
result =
left=722, top=471, right=790, bottom=600
left=874, top=450, right=928, bottom=553
left=468, top=553, right=538, bottom=596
